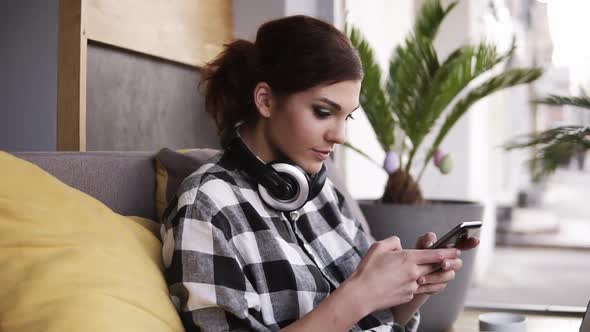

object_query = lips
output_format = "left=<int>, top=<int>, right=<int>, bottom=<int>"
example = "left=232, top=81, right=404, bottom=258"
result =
left=314, top=149, right=332, bottom=154
left=312, top=149, right=332, bottom=161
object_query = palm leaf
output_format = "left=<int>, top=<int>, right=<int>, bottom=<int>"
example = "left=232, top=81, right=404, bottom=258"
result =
left=505, top=94, right=590, bottom=180
left=387, top=0, right=455, bottom=136
left=414, top=42, right=517, bottom=174
left=505, top=126, right=590, bottom=149
left=506, top=126, right=590, bottom=181
left=387, top=36, right=438, bottom=145
left=422, top=67, right=543, bottom=178
left=414, top=0, right=458, bottom=41
left=386, top=1, right=460, bottom=172
left=347, top=25, right=396, bottom=152
left=534, top=95, right=590, bottom=109
left=421, top=41, right=516, bottom=138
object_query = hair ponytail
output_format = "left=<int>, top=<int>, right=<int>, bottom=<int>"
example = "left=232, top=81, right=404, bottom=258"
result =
left=200, top=16, right=363, bottom=147
left=200, top=39, right=259, bottom=144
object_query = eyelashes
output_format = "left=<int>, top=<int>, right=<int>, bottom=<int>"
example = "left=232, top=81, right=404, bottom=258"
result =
left=312, top=106, right=355, bottom=121
left=312, top=106, right=331, bottom=118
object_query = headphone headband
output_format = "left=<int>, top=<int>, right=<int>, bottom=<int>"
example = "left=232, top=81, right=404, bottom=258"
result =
left=225, top=124, right=327, bottom=211
left=226, top=128, right=295, bottom=199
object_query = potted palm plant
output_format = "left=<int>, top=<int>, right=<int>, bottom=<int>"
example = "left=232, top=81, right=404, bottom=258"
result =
left=346, top=0, right=543, bottom=330
left=505, top=94, right=590, bottom=181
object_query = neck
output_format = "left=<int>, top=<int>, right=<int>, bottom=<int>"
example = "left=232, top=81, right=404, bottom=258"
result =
left=238, top=121, right=277, bottom=163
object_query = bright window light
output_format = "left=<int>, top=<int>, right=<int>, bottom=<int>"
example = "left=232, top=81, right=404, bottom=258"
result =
left=544, top=0, right=590, bottom=85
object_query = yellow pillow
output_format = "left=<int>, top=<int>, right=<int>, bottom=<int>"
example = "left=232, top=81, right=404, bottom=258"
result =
left=0, top=152, right=183, bottom=332
left=155, top=148, right=219, bottom=222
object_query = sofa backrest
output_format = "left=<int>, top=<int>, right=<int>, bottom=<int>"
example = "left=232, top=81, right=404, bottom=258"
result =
left=12, top=151, right=370, bottom=232
left=14, top=152, right=158, bottom=220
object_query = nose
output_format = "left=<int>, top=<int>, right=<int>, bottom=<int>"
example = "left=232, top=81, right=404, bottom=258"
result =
left=326, top=120, right=346, bottom=145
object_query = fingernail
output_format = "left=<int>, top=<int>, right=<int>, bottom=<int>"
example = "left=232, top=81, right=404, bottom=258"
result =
left=456, top=249, right=462, bottom=256
left=443, top=261, right=450, bottom=269
left=425, top=241, right=434, bottom=248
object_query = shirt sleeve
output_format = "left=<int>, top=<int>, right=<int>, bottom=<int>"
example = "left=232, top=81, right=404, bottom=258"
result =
left=392, top=311, right=420, bottom=332
left=332, top=186, right=421, bottom=332
left=331, top=185, right=375, bottom=254
left=161, top=194, right=270, bottom=332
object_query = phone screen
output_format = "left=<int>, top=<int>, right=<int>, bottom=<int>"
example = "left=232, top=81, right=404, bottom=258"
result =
left=430, top=222, right=482, bottom=249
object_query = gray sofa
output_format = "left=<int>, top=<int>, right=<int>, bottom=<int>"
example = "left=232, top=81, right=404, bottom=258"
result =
left=12, top=151, right=370, bottom=232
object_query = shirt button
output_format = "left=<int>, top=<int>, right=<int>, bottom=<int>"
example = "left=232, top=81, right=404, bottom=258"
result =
left=289, top=211, right=300, bottom=221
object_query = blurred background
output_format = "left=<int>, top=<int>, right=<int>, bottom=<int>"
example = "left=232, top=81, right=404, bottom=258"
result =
left=343, top=0, right=590, bottom=310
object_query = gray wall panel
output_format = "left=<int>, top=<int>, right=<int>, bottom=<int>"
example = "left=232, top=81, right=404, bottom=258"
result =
left=86, top=43, right=220, bottom=151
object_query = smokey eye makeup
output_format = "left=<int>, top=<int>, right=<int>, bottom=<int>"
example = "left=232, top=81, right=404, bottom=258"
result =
left=312, top=106, right=332, bottom=118
left=312, top=105, right=355, bottom=120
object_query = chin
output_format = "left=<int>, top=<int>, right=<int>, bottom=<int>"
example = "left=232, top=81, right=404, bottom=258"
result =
left=300, top=161, right=323, bottom=175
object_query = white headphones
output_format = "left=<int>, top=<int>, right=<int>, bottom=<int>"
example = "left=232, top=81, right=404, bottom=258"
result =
left=225, top=125, right=327, bottom=211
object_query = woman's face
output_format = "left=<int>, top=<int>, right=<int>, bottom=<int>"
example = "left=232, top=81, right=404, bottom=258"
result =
left=265, top=80, right=361, bottom=174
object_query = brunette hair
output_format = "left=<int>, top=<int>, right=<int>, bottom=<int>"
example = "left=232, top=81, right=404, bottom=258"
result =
left=200, top=15, right=363, bottom=145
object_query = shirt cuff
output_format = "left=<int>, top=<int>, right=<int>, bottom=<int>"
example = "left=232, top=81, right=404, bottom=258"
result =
left=393, top=310, right=420, bottom=332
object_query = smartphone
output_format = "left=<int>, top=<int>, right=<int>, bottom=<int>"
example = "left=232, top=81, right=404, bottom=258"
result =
left=430, top=221, right=482, bottom=249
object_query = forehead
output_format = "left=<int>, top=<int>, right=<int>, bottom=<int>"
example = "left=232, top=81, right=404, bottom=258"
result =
left=288, top=80, right=361, bottom=110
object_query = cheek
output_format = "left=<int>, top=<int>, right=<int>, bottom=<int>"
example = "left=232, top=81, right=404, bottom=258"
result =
left=278, top=111, right=323, bottom=143
left=297, top=110, right=327, bottom=134
left=293, top=119, right=326, bottom=151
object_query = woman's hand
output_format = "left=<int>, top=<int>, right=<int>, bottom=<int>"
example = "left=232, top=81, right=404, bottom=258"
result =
left=413, top=232, right=479, bottom=295
left=347, top=236, right=460, bottom=315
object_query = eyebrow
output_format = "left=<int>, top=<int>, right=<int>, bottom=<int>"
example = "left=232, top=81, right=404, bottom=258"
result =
left=316, top=97, right=360, bottom=112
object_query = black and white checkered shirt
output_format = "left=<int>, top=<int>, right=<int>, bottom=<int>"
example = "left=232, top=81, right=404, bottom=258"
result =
left=161, top=152, right=419, bottom=331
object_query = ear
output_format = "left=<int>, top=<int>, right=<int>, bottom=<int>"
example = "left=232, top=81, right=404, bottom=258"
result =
left=253, top=82, right=274, bottom=118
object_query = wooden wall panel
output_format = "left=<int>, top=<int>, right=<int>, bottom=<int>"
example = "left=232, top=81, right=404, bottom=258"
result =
left=85, top=0, right=233, bottom=68
left=57, top=0, right=87, bottom=151
left=57, top=0, right=232, bottom=151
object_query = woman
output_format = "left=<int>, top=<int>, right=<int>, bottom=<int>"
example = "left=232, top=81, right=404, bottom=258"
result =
left=161, top=15, right=478, bottom=331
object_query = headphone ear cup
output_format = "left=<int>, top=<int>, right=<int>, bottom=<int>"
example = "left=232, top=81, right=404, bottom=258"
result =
left=258, top=162, right=310, bottom=211
left=308, top=163, right=327, bottom=201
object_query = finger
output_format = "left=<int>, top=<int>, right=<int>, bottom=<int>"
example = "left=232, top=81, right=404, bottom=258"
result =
left=441, top=258, right=463, bottom=271
left=407, top=248, right=460, bottom=264
left=416, top=258, right=457, bottom=276
left=372, top=236, right=403, bottom=252
left=422, top=270, right=455, bottom=284
left=425, top=232, right=437, bottom=246
left=417, top=264, right=438, bottom=276
left=416, top=232, right=437, bottom=249
left=456, top=237, right=480, bottom=250
left=415, top=282, right=447, bottom=295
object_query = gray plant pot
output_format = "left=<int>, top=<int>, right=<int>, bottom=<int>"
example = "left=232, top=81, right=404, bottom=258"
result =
left=358, top=199, right=484, bottom=332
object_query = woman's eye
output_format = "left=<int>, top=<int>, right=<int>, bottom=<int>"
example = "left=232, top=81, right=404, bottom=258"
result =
left=313, top=107, right=331, bottom=118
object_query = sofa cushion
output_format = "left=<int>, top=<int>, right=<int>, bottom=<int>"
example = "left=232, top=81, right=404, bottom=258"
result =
left=0, top=151, right=183, bottom=332
left=155, top=147, right=220, bottom=222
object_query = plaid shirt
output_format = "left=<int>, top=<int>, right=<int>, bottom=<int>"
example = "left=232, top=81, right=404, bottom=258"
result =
left=161, top=152, right=419, bottom=331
